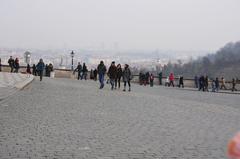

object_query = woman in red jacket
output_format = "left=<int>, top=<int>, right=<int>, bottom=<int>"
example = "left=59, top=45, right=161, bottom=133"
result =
left=169, top=73, right=175, bottom=87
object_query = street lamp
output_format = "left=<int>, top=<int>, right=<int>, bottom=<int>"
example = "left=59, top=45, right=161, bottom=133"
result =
left=24, top=51, right=31, bottom=65
left=70, top=50, right=75, bottom=71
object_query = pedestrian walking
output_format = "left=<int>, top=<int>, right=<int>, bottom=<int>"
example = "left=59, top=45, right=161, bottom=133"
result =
left=32, top=64, right=37, bottom=76
left=81, top=63, right=88, bottom=80
left=122, top=64, right=132, bottom=91
left=26, top=64, right=31, bottom=77
left=169, top=73, right=175, bottom=87
left=14, top=58, right=20, bottom=73
left=232, top=78, right=237, bottom=92
left=220, top=77, right=227, bottom=90
left=97, top=61, right=107, bottom=89
left=178, top=75, right=184, bottom=88
left=116, top=64, right=122, bottom=89
left=74, top=62, right=82, bottom=80
left=8, top=56, right=14, bottom=72
left=107, top=61, right=117, bottom=90
left=36, top=59, right=45, bottom=81
left=150, top=73, right=154, bottom=87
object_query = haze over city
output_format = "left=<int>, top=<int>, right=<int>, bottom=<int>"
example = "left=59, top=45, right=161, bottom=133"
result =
left=1, top=0, right=240, bottom=52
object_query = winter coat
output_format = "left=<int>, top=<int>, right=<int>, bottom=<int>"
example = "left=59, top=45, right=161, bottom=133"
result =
left=8, top=58, right=14, bottom=67
left=97, top=63, right=107, bottom=75
left=169, top=73, right=174, bottom=81
left=108, top=65, right=117, bottom=79
left=75, top=64, right=82, bottom=72
left=117, top=67, right=123, bottom=78
left=122, top=68, right=132, bottom=82
left=36, top=62, right=45, bottom=71
left=82, top=65, right=88, bottom=73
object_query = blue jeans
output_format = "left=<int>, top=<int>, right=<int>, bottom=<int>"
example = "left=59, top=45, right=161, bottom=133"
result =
left=99, top=73, right=105, bottom=88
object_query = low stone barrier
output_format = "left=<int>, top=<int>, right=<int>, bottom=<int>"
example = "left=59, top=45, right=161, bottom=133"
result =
left=1, top=65, right=239, bottom=90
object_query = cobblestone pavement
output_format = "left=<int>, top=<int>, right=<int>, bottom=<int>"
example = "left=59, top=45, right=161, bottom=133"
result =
left=0, top=78, right=240, bottom=159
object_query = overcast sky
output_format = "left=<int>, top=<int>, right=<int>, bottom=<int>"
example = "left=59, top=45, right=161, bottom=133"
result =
left=0, top=0, right=240, bottom=52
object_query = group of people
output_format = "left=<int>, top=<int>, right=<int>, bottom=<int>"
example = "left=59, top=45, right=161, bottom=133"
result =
left=195, top=75, right=238, bottom=92
left=7, top=56, right=20, bottom=73
left=74, top=61, right=132, bottom=91
left=74, top=63, right=88, bottom=80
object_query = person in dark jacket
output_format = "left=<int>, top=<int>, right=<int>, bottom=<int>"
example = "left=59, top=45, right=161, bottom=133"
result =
left=32, top=64, right=37, bottom=76
left=150, top=73, right=154, bottom=87
left=97, top=61, right=107, bottom=89
left=122, top=64, right=132, bottom=91
left=215, top=77, right=219, bottom=92
left=158, top=72, right=162, bottom=85
left=8, top=56, right=15, bottom=73
left=26, top=64, right=31, bottom=77
left=178, top=76, right=184, bottom=88
left=81, top=63, right=88, bottom=80
left=198, top=75, right=205, bottom=91
left=204, top=76, right=209, bottom=92
left=115, top=64, right=122, bottom=89
left=107, top=61, right=117, bottom=90
left=232, top=78, right=237, bottom=92
left=93, top=69, right=98, bottom=81
left=36, top=59, right=45, bottom=81
left=74, top=62, right=82, bottom=80
left=14, top=58, right=20, bottom=73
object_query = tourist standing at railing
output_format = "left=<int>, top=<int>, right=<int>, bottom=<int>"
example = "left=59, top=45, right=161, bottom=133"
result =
left=107, top=61, right=117, bottom=90
left=122, top=64, right=132, bottom=92
left=32, top=64, right=37, bottom=76
left=116, top=64, right=122, bottom=89
left=169, top=73, right=175, bottom=87
left=36, top=59, right=45, bottom=81
left=198, top=75, right=205, bottom=91
left=93, top=69, right=98, bottom=81
left=82, top=63, right=88, bottom=80
left=204, top=76, right=209, bottom=92
left=215, top=77, right=220, bottom=92
left=220, top=77, right=227, bottom=90
left=14, top=58, right=20, bottom=73
left=212, top=79, right=216, bottom=92
left=232, top=78, right=237, bottom=92
left=165, top=76, right=169, bottom=86
left=26, top=64, right=31, bottom=77
left=194, top=75, right=198, bottom=88
left=158, top=72, right=162, bottom=85
left=150, top=73, right=154, bottom=87
left=97, top=61, right=107, bottom=89
left=0, top=58, right=2, bottom=72
left=178, top=75, right=184, bottom=88
left=8, top=56, right=14, bottom=73
left=74, top=62, right=82, bottom=80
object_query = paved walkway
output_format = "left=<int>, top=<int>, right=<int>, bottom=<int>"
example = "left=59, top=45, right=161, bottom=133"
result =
left=0, top=72, right=34, bottom=100
left=0, top=78, right=240, bottom=159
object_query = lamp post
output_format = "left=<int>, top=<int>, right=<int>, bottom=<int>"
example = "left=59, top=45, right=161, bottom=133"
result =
left=70, top=50, right=75, bottom=71
left=24, top=51, right=31, bottom=65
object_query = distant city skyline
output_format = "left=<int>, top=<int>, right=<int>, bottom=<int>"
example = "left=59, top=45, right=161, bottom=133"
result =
left=1, top=0, right=240, bottom=55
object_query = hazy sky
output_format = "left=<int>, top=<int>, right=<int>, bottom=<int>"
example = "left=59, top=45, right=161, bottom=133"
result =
left=1, top=0, right=240, bottom=51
